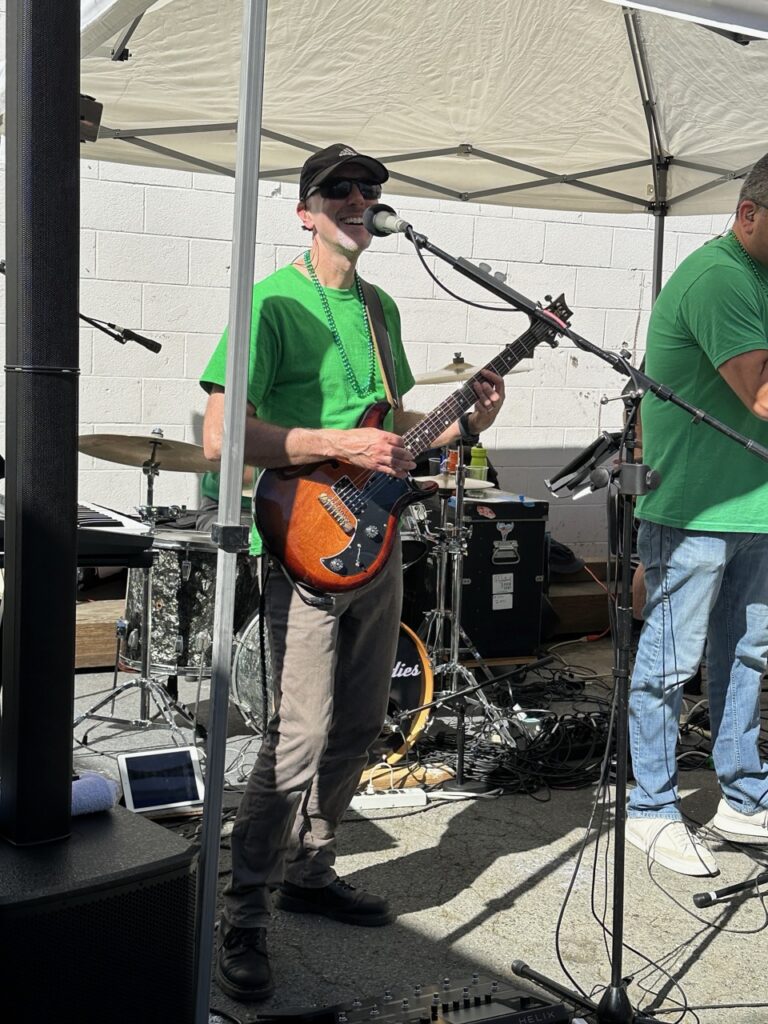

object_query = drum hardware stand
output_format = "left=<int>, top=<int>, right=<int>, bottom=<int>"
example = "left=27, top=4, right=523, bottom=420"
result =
left=418, top=460, right=497, bottom=696
left=419, top=447, right=500, bottom=798
left=74, top=463, right=201, bottom=746
left=398, top=653, right=556, bottom=756
left=411, top=451, right=549, bottom=765
left=416, top=458, right=520, bottom=746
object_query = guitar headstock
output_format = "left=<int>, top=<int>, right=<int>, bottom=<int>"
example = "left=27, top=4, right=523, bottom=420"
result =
left=529, top=293, right=572, bottom=348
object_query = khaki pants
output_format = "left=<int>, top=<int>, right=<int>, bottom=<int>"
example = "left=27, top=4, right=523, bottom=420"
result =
left=223, top=544, right=403, bottom=928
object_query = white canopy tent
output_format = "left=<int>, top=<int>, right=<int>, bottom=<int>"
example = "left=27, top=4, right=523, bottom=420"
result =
left=61, top=0, right=768, bottom=219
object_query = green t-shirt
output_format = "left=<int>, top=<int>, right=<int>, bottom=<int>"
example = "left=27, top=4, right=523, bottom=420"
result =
left=199, top=264, right=415, bottom=552
left=636, top=231, right=768, bottom=531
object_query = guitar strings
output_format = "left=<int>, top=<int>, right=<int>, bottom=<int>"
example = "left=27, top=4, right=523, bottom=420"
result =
left=329, top=312, right=562, bottom=513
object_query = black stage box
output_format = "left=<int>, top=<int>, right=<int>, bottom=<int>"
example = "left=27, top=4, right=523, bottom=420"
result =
left=458, top=491, right=548, bottom=658
left=0, top=805, right=197, bottom=1022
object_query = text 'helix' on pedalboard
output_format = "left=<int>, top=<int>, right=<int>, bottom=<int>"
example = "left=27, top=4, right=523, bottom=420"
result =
left=335, top=974, right=569, bottom=1024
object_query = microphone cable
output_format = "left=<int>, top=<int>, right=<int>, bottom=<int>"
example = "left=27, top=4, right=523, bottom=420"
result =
left=404, top=224, right=530, bottom=314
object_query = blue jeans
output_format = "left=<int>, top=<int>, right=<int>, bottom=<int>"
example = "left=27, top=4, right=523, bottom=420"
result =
left=628, top=521, right=768, bottom=819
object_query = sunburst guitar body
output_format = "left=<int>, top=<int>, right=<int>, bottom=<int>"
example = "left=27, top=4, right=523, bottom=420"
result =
left=255, top=402, right=437, bottom=593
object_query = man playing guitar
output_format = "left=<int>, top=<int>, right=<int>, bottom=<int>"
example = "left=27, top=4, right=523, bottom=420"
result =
left=201, top=143, right=504, bottom=1002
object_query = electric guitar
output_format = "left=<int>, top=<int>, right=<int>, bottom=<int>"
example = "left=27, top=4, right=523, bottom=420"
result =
left=254, top=294, right=572, bottom=593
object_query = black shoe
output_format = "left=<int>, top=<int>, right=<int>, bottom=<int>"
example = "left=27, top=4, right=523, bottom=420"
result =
left=215, top=920, right=274, bottom=1002
left=274, top=877, right=394, bottom=926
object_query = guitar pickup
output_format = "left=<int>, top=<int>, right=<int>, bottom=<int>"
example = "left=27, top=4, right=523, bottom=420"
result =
left=318, top=491, right=354, bottom=534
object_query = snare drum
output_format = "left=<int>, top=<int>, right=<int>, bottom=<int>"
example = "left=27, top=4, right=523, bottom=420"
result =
left=231, top=618, right=433, bottom=768
left=119, top=529, right=260, bottom=678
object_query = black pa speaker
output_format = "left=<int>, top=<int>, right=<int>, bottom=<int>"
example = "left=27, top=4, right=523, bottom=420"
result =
left=1, top=0, right=81, bottom=844
left=0, top=807, right=198, bottom=1022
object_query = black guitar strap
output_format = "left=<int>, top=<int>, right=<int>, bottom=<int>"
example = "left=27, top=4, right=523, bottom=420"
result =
left=360, top=278, right=400, bottom=409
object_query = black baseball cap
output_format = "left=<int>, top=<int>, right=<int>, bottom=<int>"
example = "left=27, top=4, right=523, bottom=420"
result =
left=299, top=143, right=388, bottom=201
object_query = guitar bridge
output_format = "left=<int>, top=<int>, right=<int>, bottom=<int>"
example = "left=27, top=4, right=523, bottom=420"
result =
left=318, top=491, right=354, bottom=534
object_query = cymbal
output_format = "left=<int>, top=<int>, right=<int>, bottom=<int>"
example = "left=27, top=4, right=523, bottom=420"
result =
left=78, top=433, right=219, bottom=473
left=415, top=473, right=493, bottom=491
left=415, top=360, right=478, bottom=384
left=414, top=355, right=531, bottom=384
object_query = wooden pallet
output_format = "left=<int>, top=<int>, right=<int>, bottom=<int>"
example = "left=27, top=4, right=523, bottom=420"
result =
left=76, top=576, right=126, bottom=670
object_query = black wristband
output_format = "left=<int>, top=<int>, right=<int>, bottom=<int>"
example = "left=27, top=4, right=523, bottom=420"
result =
left=459, top=412, right=480, bottom=443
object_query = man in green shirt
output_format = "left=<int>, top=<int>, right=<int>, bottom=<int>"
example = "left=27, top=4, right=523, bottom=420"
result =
left=626, top=153, right=768, bottom=877
left=201, top=143, right=504, bottom=1002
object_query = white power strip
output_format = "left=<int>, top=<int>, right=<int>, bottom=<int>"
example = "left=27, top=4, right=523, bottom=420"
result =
left=350, top=787, right=428, bottom=811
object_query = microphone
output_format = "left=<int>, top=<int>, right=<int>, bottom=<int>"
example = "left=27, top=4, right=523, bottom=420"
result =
left=119, top=327, right=162, bottom=353
left=363, top=203, right=413, bottom=237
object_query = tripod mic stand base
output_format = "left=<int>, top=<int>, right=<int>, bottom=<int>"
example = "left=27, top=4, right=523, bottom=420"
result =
left=438, top=778, right=502, bottom=799
left=596, top=984, right=637, bottom=1023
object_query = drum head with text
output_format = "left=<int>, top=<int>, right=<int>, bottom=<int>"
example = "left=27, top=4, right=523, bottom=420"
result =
left=231, top=617, right=432, bottom=766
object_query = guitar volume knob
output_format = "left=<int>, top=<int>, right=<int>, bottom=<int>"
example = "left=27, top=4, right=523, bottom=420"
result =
left=329, top=558, right=344, bottom=572
left=365, top=525, right=380, bottom=539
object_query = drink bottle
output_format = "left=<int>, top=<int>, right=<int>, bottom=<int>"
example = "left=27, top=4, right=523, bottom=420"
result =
left=469, top=443, right=488, bottom=478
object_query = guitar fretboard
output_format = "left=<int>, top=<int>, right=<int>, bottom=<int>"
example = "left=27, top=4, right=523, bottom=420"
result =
left=403, top=298, right=569, bottom=457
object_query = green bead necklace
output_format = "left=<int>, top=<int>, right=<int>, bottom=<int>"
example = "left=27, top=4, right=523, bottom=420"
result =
left=732, top=230, right=768, bottom=297
left=303, top=250, right=376, bottom=398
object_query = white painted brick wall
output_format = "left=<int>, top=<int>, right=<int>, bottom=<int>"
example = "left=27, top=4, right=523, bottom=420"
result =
left=0, top=154, right=730, bottom=558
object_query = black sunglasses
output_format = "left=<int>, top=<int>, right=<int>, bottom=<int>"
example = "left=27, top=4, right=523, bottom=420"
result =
left=307, top=178, right=382, bottom=201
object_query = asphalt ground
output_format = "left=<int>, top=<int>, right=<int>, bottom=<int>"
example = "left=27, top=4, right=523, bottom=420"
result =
left=70, top=637, right=768, bottom=1024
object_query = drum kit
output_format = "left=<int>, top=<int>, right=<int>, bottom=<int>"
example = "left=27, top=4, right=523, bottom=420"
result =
left=74, top=426, right=259, bottom=745
left=74, top=352, right=529, bottom=769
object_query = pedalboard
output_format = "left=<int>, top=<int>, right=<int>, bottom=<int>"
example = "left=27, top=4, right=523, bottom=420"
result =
left=335, top=974, right=570, bottom=1024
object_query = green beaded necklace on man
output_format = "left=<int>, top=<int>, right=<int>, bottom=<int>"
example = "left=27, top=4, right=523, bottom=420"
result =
left=302, top=249, right=377, bottom=399
left=732, top=229, right=768, bottom=295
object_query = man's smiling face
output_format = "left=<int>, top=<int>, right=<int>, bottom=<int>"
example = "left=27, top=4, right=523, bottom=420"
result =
left=298, top=161, right=380, bottom=256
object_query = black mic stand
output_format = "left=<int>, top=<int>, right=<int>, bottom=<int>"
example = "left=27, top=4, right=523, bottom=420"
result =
left=391, top=220, right=768, bottom=1023
left=0, top=258, right=162, bottom=353
left=515, top=398, right=659, bottom=1023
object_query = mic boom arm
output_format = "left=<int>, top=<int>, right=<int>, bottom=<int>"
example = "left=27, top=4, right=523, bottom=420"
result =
left=393, top=221, right=768, bottom=465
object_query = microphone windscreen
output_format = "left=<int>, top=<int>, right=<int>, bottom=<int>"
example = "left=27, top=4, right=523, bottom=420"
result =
left=71, top=771, right=120, bottom=816
left=363, top=203, right=398, bottom=236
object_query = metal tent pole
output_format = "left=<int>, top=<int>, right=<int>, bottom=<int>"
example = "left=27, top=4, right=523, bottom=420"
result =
left=193, top=2, right=269, bottom=1020
left=625, top=6, right=670, bottom=303
left=651, top=159, right=671, bottom=301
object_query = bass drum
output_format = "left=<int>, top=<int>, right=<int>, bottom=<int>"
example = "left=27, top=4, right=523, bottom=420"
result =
left=231, top=617, right=433, bottom=768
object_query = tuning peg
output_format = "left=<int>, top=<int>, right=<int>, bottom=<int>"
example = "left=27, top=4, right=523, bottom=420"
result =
left=493, top=270, right=507, bottom=282
left=478, top=262, right=491, bottom=273
left=544, top=294, right=553, bottom=302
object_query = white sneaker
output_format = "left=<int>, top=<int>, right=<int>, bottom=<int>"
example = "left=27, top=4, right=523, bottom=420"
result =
left=625, top=818, right=718, bottom=876
left=711, top=799, right=768, bottom=844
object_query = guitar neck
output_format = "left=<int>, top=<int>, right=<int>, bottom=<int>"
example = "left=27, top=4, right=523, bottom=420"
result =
left=402, top=322, right=546, bottom=458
